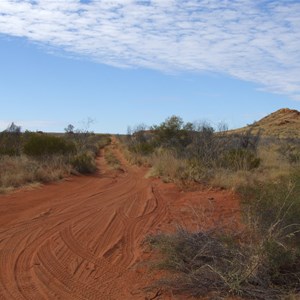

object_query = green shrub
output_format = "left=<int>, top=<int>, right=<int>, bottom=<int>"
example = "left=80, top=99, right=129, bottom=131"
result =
left=0, top=126, right=22, bottom=156
left=71, top=152, right=97, bottom=174
left=152, top=115, right=191, bottom=148
left=24, top=134, right=76, bottom=157
left=0, top=147, right=19, bottom=156
left=124, top=117, right=262, bottom=185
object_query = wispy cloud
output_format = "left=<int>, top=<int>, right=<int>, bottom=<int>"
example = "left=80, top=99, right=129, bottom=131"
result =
left=0, top=0, right=299, bottom=99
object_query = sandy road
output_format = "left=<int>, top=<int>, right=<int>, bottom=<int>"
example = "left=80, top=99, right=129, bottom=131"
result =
left=0, top=142, right=240, bottom=300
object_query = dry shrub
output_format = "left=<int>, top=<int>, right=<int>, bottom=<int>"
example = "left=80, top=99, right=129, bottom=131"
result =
left=0, top=155, right=71, bottom=192
left=259, top=144, right=292, bottom=173
left=278, top=143, right=300, bottom=165
left=121, top=144, right=153, bottom=167
left=211, top=169, right=257, bottom=190
left=148, top=149, right=187, bottom=182
left=146, top=227, right=277, bottom=299
left=147, top=224, right=300, bottom=299
left=211, top=144, right=295, bottom=191
left=183, top=159, right=215, bottom=183
left=220, top=149, right=261, bottom=171
left=71, top=152, right=97, bottom=174
left=122, top=122, right=297, bottom=193
left=34, top=156, right=71, bottom=182
left=122, top=118, right=262, bottom=188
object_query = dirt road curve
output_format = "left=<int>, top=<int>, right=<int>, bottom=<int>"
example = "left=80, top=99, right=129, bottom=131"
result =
left=0, top=142, right=240, bottom=300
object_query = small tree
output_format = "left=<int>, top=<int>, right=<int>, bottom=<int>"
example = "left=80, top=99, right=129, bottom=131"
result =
left=64, top=124, right=75, bottom=134
left=6, top=122, right=21, bottom=133
left=0, top=122, right=22, bottom=155
left=153, top=115, right=190, bottom=148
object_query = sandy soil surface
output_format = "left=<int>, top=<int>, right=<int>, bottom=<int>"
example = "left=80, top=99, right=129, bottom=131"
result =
left=0, top=141, right=241, bottom=300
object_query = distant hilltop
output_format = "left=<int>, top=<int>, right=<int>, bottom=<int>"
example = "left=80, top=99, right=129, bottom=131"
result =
left=232, top=108, right=300, bottom=139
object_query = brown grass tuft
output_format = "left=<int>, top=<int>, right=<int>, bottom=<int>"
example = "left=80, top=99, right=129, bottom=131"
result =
left=0, top=155, right=71, bottom=192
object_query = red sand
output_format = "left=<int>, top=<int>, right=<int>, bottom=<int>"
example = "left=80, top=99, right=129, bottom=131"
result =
left=0, top=142, right=240, bottom=299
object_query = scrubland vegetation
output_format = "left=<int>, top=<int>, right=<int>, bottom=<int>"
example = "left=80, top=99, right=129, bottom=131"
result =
left=121, top=116, right=262, bottom=187
left=1, top=113, right=299, bottom=298
left=121, top=116, right=300, bottom=299
left=0, top=122, right=110, bottom=192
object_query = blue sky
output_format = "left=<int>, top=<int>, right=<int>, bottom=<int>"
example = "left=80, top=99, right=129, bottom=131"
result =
left=0, top=0, right=300, bottom=133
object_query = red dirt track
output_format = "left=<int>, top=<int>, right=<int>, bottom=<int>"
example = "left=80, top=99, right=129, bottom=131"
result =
left=0, top=143, right=240, bottom=299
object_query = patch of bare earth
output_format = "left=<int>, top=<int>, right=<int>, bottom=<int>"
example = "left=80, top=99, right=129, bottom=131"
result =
left=0, top=141, right=241, bottom=300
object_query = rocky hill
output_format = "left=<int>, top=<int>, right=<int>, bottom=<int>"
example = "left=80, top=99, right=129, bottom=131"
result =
left=232, top=108, right=300, bottom=139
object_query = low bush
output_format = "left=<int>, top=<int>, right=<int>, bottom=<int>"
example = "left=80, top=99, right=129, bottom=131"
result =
left=129, top=142, right=156, bottom=155
left=0, top=124, right=22, bottom=156
left=0, top=146, right=19, bottom=156
left=24, top=134, right=76, bottom=157
left=71, top=152, right=97, bottom=174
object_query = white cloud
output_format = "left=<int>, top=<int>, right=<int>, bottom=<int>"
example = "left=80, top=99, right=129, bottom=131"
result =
left=0, top=0, right=300, bottom=99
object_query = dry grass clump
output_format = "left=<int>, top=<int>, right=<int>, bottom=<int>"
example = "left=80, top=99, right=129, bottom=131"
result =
left=210, top=169, right=257, bottom=190
left=210, top=143, right=294, bottom=190
left=104, top=149, right=121, bottom=170
left=147, top=143, right=294, bottom=191
left=146, top=149, right=187, bottom=182
left=117, top=140, right=152, bottom=167
left=0, top=155, right=71, bottom=193
left=126, top=151, right=151, bottom=167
